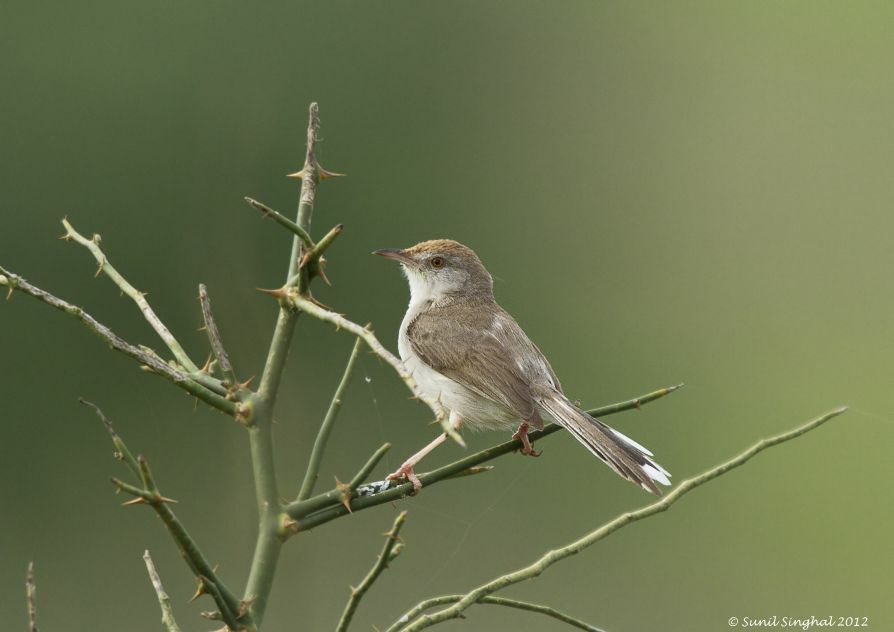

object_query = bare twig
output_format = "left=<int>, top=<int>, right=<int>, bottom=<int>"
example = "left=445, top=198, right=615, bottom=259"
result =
left=336, top=511, right=409, bottom=632
left=143, top=551, right=183, bottom=632
left=390, top=595, right=603, bottom=632
left=284, top=384, right=682, bottom=527
left=61, top=218, right=199, bottom=373
left=297, top=337, right=364, bottom=501
left=26, top=562, right=37, bottom=632
left=393, top=406, right=848, bottom=631
left=286, top=292, right=461, bottom=446
left=198, top=283, right=237, bottom=387
left=0, top=267, right=239, bottom=417
left=244, top=197, right=315, bottom=249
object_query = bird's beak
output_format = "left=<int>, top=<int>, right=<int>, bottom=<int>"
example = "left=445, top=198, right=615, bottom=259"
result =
left=373, top=248, right=416, bottom=266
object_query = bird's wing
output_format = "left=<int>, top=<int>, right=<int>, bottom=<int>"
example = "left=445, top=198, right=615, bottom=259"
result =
left=407, top=301, right=558, bottom=423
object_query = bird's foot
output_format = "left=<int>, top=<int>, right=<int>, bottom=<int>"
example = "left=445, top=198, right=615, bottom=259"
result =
left=512, top=423, right=541, bottom=457
left=387, top=463, right=423, bottom=493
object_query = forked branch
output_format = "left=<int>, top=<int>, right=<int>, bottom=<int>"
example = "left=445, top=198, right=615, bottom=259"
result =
left=0, top=268, right=239, bottom=417
left=61, top=218, right=199, bottom=373
left=81, top=399, right=247, bottom=630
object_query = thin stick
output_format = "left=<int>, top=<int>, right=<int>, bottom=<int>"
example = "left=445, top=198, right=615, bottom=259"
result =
left=391, top=595, right=603, bottom=632
left=198, top=283, right=237, bottom=387
left=284, top=384, right=682, bottom=525
left=0, top=266, right=238, bottom=416
left=287, top=292, right=461, bottom=446
left=297, top=337, right=364, bottom=501
left=244, top=197, right=315, bottom=249
left=61, top=218, right=199, bottom=372
left=143, top=551, right=183, bottom=632
left=393, top=406, right=848, bottom=631
left=336, top=511, right=408, bottom=632
left=26, top=562, right=37, bottom=632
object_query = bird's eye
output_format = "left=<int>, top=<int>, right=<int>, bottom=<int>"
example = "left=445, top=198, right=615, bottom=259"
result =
left=430, top=256, right=445, bottom=269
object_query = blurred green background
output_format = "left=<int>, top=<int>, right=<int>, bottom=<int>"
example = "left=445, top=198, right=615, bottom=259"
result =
left=2, top=2, right=891, bottom=630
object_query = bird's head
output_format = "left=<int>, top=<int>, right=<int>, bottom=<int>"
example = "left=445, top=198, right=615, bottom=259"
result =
left=374, top=239, right=493, bottom=303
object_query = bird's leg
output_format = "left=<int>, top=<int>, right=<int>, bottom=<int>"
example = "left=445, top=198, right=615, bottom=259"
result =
left=512, top=422, right=541, bottom=457
left=388, top=411, right=463, bottom=492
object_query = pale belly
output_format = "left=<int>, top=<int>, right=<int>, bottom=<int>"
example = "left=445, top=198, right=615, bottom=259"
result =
left=398, top=321, right=519, bottom=432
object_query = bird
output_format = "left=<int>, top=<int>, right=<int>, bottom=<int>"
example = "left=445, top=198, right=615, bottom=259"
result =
left=374, top=239, right=671, bottom=494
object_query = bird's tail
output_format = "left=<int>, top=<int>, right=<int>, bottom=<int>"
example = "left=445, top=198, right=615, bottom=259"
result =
left=537, top=391, right=671, bottom=495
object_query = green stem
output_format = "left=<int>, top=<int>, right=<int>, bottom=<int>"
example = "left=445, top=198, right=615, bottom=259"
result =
left=245, top=197, right=315, bottom=250
left=297, top=337, right=364, bottom=501
left=394, top=406, right=848, bottom=631
left=243, top=102, right=324, bottom=625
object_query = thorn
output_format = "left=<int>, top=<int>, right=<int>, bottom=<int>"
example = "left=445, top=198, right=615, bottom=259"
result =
left=256, top=286, right=288, bottom=299
left=307, top=295, right=332, bottom=310
left=316, top=259, right=332, bottom=286
left=235, top=376, right=255, bottom=391
left=200, top=354, right=214, bottom=374
left=335, top=476, right=353, bottom=513
left=94, top=260, right=105, bottom=278
left=319, top=166, right=346, bottom=180
left=122, top=496, right=148, bottom=506
left=6, top=285, right=13, bottom=301
left=200, top=610, right=223, bottom=620
left=282, top=516, right=299, bottom=534
left=190, top=578, right=206, bottom=602
left=156, top=494, right=179, bottom=504
left=286, top=169, right=305, bottom=180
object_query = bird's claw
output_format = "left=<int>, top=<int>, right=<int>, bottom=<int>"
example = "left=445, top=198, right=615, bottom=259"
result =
left=387, top=465, right=423, bottom=494
left=512, top=423, right=541, bottom=457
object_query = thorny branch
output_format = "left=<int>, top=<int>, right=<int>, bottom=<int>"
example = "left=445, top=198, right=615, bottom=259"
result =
left=284, top=384, right=683, bottom=530
left=0, top=267, right=241, bottom=418
left=80, top=399, right=247, bottom=629
left=61, top=218, right=199, bottom=373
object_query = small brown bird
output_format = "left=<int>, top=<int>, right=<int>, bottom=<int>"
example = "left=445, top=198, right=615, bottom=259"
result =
left=375, top=239, right=670, bottom=494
